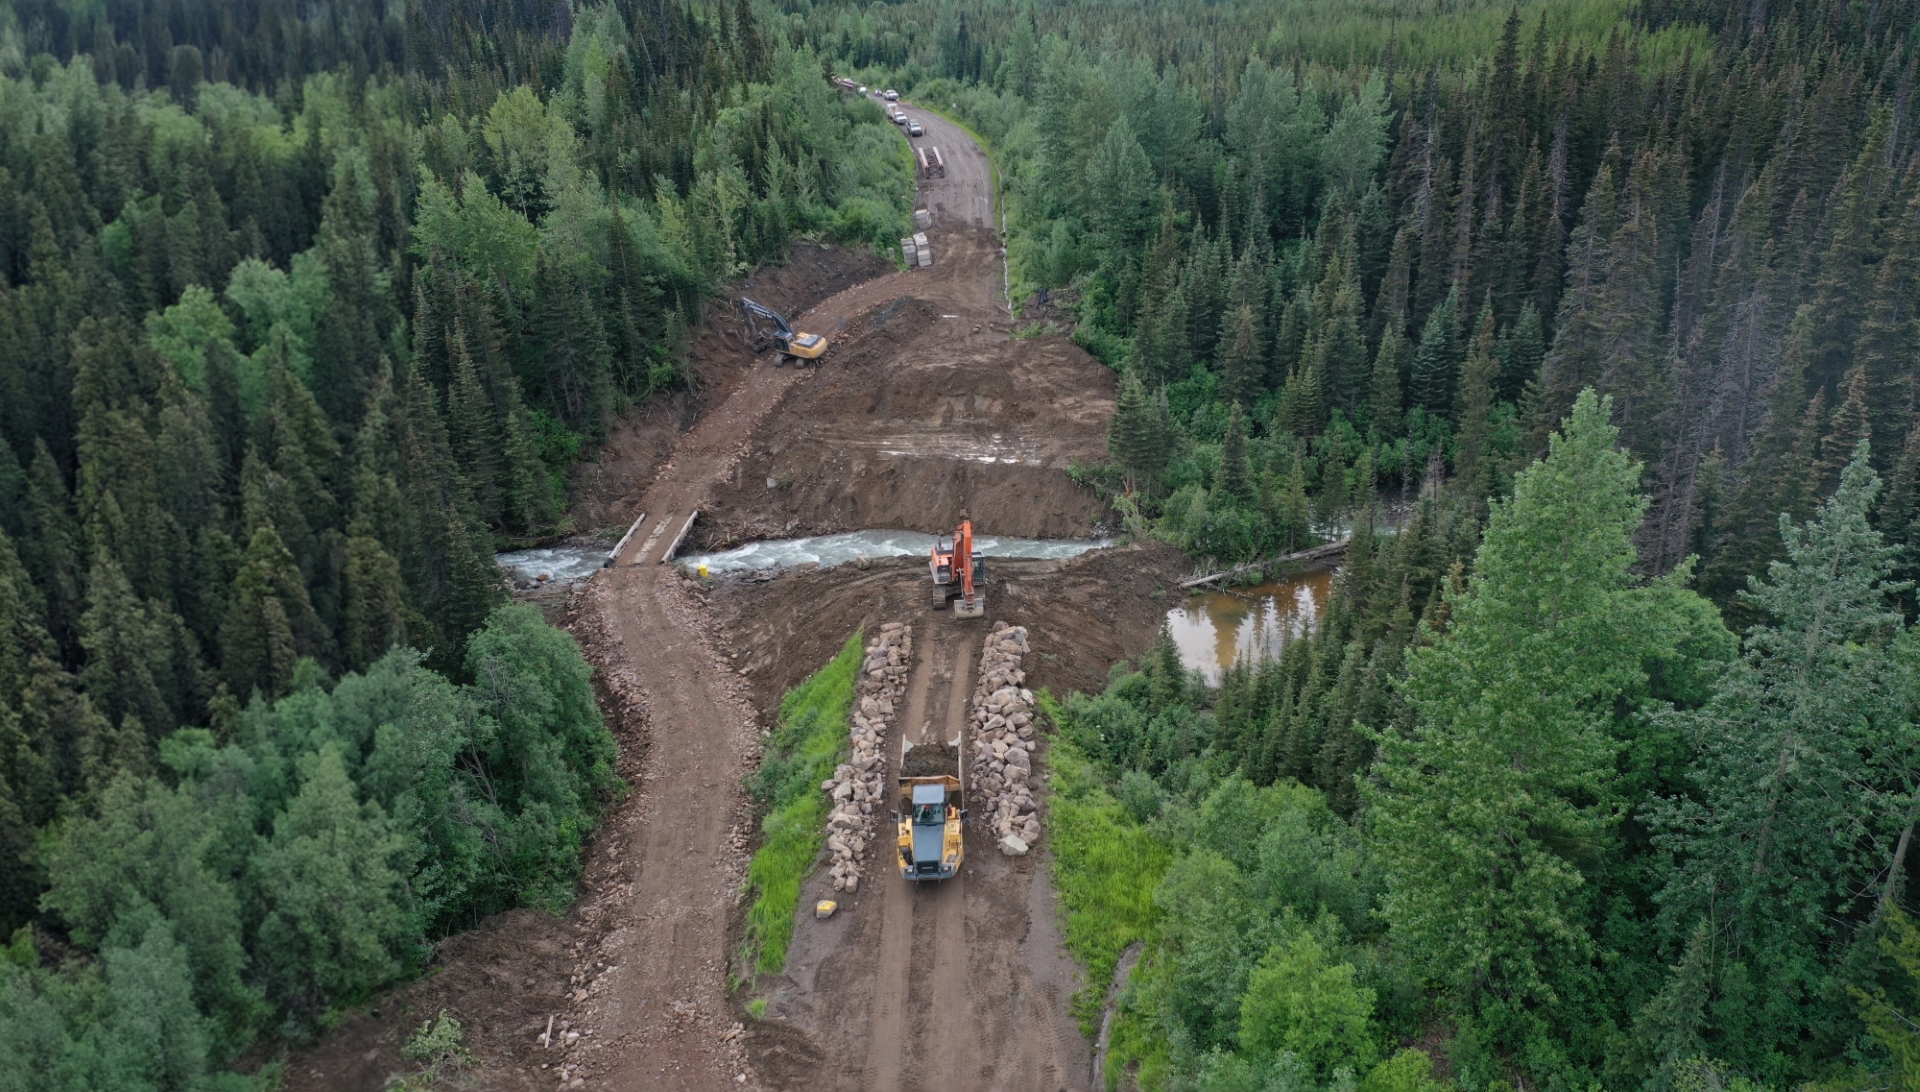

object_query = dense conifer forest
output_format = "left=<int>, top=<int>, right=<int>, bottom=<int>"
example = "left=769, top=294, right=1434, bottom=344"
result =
left=5, top=0, right=1920, bottom=1086
left=820, top=0, right=1920, bottom=1088
left=0, top=0, right=909, bottom=1082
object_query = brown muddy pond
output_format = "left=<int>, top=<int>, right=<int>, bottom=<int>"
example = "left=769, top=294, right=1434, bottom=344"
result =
left=1166, top=566, right=1336, bottom=684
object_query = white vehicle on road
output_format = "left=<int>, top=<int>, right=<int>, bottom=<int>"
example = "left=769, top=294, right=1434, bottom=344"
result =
left=908, top=120, right=924, bottom=137
left=883, top=88, right=899, bottom=101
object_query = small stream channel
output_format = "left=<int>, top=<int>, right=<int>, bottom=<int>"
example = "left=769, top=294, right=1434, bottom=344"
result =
left=679, top=529, right=1108, bottom=573
left=496, top=529, right=1109, bottom=584
left=1165, top=566, right=1336, bottom=685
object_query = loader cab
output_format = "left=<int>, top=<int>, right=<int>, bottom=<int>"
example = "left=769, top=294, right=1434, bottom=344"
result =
left=912, top=784, right=945, bottom=826
left=909, top=783, right=950, bottom=877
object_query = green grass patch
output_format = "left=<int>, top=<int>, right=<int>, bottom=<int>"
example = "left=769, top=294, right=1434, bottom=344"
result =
left=1040, top=693, right=1173, bottom=1038
left=1103, top=956, right=1174, bottom=1092
left=738, top=632, right=864, bottom=977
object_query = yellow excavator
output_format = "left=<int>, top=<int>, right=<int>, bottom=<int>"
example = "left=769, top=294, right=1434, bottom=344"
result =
left=738, top=297, right=829, bottom=363
left=929, top=517, right=985, bottom=617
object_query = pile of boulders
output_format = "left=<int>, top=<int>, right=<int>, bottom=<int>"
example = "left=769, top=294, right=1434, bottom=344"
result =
left=821, top=623, right=912, bottom=893
left=968, top=622, right=1043, bottom=855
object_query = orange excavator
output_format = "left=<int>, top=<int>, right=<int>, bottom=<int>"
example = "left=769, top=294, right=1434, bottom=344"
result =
left=929, top=517, right=986, bottom=617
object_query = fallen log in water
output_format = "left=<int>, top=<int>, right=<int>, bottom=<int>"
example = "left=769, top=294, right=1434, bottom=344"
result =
left=1178, top=537, right=1351, bottom=589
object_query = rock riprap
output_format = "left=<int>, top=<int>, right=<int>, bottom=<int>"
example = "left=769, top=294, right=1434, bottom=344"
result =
left=968, top=622, right=1042, bottom=855
left=821, top=623, right=911, bottom=893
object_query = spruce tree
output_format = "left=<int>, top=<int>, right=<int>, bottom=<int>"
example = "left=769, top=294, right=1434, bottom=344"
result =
left=1800, top=111, right=1897, bottom=395
left=259, top=360, right=341, bottom=537
left=1817, top=363, right=1871, bottom=498
left=1540, top=157, right=1618, bottom=423
left=1453, top=304, right=1500, bottom=496
left=0, top=529, right=50, bottom=709
left=1701, top=309, right=1822, bottom=607
left=0, top=749, right=31, bottom=932
left=1368, top=390, right=1714, bottom=1020
left=1220, top=305, right=1263, bottom=408
left=220, top=526, right=326, bottom=702
left=446, top=323, right=506, bottom=528
left=78, top=552, right=177, bottom=740
left=1498, top=300, right=1545, bottom=404
left=1278, top=452, right=1312, bottom=551
left=342, top=523, right=413, bottom=673
left=1881, top=428, right=1920, bottom=547
left=535, top=255, right=614, bottom=440
left=1108, top=370, right=1164, bottom=494
left=1407, top=287, right=1460, bottom=415
left=1369, top=322, right=1408, bottom=439
left=1850, top=179, right=1920, bottom=465
left=23, top=441, right=83, bottom=659
left=1316, top=277, right=1368, bottom=416
left=1651, top=443, right=1911, bottom=1067
left=1317, top=445, right=1349, bottom=528
left=15, top=654, right=118, bottom=811
left=1276, top=359, right=1326, bottom=438
left=1219, top=404, right=1253, bottom=503
left=395, top=368, right=501, bottom=671
left=502, top=397, right=559, bottom=535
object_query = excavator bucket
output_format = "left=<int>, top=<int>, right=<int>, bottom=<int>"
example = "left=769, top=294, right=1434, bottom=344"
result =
left=952, top=592, right=985, bottom=619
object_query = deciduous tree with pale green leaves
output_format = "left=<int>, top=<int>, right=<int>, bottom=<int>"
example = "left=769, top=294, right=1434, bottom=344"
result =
left=1238, top=930, right=1376, bottom=1077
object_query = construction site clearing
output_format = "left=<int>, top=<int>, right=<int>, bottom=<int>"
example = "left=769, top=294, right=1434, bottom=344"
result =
left=272, top=98, right=1196, bottom=1092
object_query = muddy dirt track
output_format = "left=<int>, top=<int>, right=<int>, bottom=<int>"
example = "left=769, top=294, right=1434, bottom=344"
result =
left=727, top=551, right=1184, bottom=1092
left=272, top=93, right=1181, bottom=1092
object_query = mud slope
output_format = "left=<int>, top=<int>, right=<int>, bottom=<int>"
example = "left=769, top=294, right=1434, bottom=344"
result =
left=693, top=246, right=1119, bottom=546
left=684, top=101, right=1118, bottom=544
left=704, top=543, right=1189, bottom=716
left=569, top=244, right=894, bottom=533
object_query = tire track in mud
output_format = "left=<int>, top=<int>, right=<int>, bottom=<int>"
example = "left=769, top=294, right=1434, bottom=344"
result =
left=922, top=639, right=974, bottom=1089
left=862, top=628, right=975, bottom=1088
left=580, top=363, right=807, bottom=1092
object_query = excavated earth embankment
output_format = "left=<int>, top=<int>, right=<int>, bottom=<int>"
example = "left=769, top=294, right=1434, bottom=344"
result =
left=702, top=543, right=1187, bottom=716
left=692, top=244, right=1121, bottom=546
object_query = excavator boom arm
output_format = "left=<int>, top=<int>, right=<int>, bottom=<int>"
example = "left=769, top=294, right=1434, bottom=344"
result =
left=957, top=520, right=976, bottom=600
left=737, top=297, right=796, bottom=342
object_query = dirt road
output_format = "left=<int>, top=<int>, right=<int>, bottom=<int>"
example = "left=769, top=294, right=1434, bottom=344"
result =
left=864, top=627, right=975, bottom=1091
left=578, top=94, right=1075, bottom=1092
left=276, top=87, right=1144, bottom=1092
left=754, top=604, right=1090, bottom=1092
